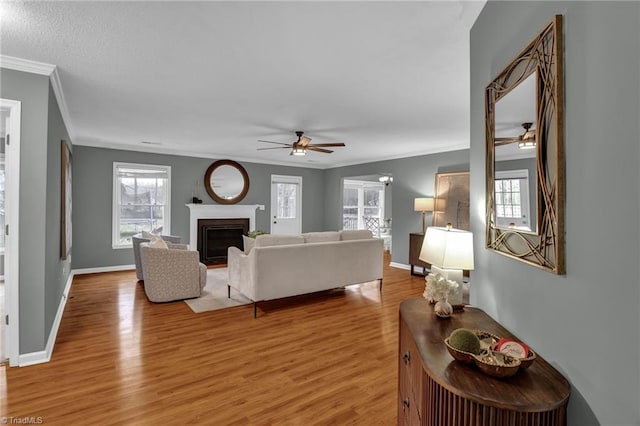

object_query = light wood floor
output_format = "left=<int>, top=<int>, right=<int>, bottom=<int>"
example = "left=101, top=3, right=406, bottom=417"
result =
left=0, top=255, right=426, bottom=425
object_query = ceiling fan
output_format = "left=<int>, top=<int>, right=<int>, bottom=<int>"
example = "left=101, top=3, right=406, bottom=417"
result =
left=495, top=122, right=536, bottom=149
left=257, top=131, right=346, bottom=156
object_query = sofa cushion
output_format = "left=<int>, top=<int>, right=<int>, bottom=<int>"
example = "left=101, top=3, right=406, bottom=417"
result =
left=302, top=231, right=341, bottom=243
left=255, top=234, right=305, bottom=247
left=340, top=230, right=373, bottom=240
left=243, top=235, right=255, bottom=254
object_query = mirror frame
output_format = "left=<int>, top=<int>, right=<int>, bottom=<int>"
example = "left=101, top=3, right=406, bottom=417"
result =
left=204, top=159, right=250, bottom=204
left=485, top=15, right=565, bottom=274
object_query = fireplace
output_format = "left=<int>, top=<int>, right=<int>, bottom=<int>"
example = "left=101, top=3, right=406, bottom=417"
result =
left=197, top=218, right=249, bottom=264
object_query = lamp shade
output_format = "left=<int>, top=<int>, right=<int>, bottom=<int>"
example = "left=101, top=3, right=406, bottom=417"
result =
left=414, top=197, right=434, bottom=212
left=419, top=226, right=474, bottom=270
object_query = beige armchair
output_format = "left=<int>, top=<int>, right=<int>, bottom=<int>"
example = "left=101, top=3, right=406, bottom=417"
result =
left=139, top=243, right=207, bottom=302
left=132, top=234, right=181, bottom=280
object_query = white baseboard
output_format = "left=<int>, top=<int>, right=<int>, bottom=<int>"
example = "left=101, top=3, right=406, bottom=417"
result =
left=18, top=270, right=74, bottom=366
left=389, top=262, right=411, bottom=270
left=18, top=350, right=48, bottom=367
left=73, top=264, right=135, bottom=275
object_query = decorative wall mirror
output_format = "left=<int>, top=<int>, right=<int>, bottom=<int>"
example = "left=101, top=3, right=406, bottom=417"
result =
left=204, top=159, right=250, bottom=204
left=485, top=15, right=565, bottom=274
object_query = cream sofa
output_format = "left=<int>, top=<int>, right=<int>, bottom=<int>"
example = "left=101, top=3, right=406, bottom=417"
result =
left=227, top=230, right=384, bottom=316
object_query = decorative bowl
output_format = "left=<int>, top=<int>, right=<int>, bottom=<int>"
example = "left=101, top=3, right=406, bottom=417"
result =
left=519, top=349, right=537, bottom=369
left=473, top=351, right=521, bottom=379
left=444, top=337, right=477, bottom=364
left=444, top=330, right=500, bottom=365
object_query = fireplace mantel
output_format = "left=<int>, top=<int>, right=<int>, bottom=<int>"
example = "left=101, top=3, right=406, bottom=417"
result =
left=186, top=203, right=264, bottom=250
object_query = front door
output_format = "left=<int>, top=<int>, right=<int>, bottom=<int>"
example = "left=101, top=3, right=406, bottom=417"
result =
left=270, top=175, right=302, bottom=235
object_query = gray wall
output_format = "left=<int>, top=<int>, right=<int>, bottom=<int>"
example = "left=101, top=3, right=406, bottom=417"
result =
left=72, top=146, right=325, bottom=269
left=323, top=150, right=469, bottom=265
left=0, top=68, right=72, bottom=354
left=45, top=83, right=72, bottom=344
left=471, top=2, right=639, bottom=425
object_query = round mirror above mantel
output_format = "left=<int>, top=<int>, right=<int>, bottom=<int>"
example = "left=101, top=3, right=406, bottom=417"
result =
left=204, top=159, right=249, bottom=204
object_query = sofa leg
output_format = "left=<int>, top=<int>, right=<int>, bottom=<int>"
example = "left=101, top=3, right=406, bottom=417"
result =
left=227, top=285, right=230, bottom=298
left=253, top=302, right=258, bottom=318
left=379, top=278, right=383, bottom=291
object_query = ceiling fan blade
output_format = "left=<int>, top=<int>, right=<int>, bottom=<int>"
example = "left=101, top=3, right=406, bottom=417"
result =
left=257, top=147, right=292, bottom=151
left=308, top=143, right=346, bottom=148
left=495, top=137, right=521, bottom=142
left=494, top=140, right=518, bottom=146
left=258, top=140, right=292, bottom=146
left=307, top=146, right=334, bottom=154
left=299, top=136, right=312, bottom=146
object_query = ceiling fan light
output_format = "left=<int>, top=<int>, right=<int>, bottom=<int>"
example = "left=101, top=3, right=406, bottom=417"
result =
left=518, top=140, right=536, bottom=150
left=292, top=147, right=306, bottom=156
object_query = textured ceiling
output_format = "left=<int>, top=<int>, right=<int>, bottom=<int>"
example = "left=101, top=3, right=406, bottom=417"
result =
left=0, top=1, right=485, bottom=169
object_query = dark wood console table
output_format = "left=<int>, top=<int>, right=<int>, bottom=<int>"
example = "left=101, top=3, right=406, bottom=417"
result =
left=409, top=233, right=429, bottom=275
left=398, top=299, right=570, bottom=425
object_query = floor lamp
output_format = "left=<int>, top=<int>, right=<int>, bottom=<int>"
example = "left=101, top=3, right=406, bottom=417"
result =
left=414, top=197, right=434, bottom=234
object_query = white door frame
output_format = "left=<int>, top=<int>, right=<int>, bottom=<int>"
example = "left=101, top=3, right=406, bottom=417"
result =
left=270, top=175, right=302, bottom=234
left=1, top=98, right=21, bottom=366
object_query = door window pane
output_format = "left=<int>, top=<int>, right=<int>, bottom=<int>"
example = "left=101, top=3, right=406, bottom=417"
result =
left=276, top=183, right=297, bottom=219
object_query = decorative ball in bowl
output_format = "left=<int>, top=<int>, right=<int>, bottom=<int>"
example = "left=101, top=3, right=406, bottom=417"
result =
left=473, top=351, right=521, bottom=379
left=444, top=337, right=477, bottom=364
left=444, top=329, right=500, bottom=365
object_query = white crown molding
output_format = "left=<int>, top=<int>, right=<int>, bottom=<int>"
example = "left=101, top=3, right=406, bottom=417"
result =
left=73, top=138, right=330, bottom=169
left=0, top=55, right=76, bottom=144
left=0, top=54, right=55, bottom=75
left=49, top=67, right=77, bottom=143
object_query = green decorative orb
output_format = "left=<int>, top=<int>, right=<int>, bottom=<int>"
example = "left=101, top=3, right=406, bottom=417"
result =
left=449, top=328, right=481, bottom=355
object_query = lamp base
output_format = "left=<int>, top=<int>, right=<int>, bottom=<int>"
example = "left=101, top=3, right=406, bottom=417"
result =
left=431, top=265, right=464, bottom=306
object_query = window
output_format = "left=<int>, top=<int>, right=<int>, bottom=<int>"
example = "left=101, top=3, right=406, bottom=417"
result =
left=342, top=180, right=385, bottom=230
left=495, top=169, right=530, bottom=230
left=112, top=162, right=171, bottom=248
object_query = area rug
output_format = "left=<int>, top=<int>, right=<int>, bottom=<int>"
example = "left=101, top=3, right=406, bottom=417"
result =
left=184, top=268, right=252, bottom=313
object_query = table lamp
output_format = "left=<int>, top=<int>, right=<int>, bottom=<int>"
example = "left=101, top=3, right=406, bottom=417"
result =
left=414, top=197, right=434, bottom=233
left=419, top=225, right=474, bottom=305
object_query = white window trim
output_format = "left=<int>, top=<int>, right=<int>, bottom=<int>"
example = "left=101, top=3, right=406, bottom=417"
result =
left=112, top=162, right=171, bottom=249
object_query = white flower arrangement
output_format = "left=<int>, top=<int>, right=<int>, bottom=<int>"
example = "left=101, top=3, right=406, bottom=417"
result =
left=423, top=273, right=459, bottom=302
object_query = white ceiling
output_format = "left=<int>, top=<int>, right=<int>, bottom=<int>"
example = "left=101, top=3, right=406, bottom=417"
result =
left=0, top=1, right=485, bottom=169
